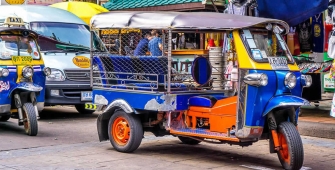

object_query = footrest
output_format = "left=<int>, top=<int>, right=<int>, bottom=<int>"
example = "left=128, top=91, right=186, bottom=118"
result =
left=170, top=128, right=239, bottom=142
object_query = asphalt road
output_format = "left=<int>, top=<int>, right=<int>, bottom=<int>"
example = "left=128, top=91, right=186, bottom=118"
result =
left=0, top=107, right=335, bottom=170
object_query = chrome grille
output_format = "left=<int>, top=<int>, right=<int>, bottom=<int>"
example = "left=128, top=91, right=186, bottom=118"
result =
left=64, top=69, right=90, bottom=82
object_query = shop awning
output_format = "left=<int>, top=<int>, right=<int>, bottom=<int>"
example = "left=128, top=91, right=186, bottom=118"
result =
left=91, top=11, right=289, bottom=32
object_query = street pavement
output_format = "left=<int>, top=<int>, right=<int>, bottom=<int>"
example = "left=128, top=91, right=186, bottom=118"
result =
left=0, top=106, right=335, bottom=170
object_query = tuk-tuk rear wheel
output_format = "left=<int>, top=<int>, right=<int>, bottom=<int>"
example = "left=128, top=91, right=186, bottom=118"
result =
left=108, top=110, right=143, bottom=153
left=22, top=103, right=38, bottom=136
left=178, top=136, right=201, bottom=145
left=0, top=115, right=11, bottom=121
left=277, top=122, right=304, bottom=170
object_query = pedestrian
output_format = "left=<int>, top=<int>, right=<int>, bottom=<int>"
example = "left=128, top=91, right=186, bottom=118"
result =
left=134, top=33, right=152, bottom=56
left=148, top=30, right=163, bottom=56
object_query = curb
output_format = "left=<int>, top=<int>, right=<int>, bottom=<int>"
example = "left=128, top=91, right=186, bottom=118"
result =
left=298, top=121, right=335, bottom=139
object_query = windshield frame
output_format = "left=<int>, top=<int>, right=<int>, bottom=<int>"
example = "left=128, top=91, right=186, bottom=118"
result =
left=0, top=34, right=41, bottom=60
left=239, top=28, right=295, bottom=65
left=29, top=22, right=107, bottom=53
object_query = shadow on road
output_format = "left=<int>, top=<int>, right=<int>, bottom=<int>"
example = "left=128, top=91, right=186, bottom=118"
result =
left=129, top=141, right=282, bottom=169
left=39, top=106, right=99, bottom=120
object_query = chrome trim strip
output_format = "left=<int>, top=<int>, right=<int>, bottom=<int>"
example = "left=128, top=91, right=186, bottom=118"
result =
left=102, top=99, right=135, bottom=114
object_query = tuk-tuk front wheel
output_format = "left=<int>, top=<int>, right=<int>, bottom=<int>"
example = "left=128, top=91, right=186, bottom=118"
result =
left=108, top=110, right=143, bottom=153
left=277, top=122, right=304, bottom=170
left=22, top=103, right=38, bottom=136
left=0, top=115, right=11, bottom=121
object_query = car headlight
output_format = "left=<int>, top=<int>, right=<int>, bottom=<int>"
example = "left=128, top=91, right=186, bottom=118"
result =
left=43, top=67, right=51, bottom=76
left=22, top=66, right=34, bottom=78
left=301, top=75, right=312, bottom=87
left=46, top=68, right=65, bottom=81
left=0, top=68, right=9, bottom=77
left=243, top=73, right=268, bottom=87
left=284, top=72, right=297, bottom=89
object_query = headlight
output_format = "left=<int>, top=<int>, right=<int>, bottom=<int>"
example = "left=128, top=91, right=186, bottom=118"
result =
left=46, top=68, right=65, bottom=81
left=43, top=67, right=51, bottom=76
left=0, top=68, right=9, bottom=77
left=243, top=73, right=268, bottom=87
left=284, top=72, right=297, bottom=89
left=22, top=66, right=34, bottom=78
left=301, top=75, right=312, bottom=87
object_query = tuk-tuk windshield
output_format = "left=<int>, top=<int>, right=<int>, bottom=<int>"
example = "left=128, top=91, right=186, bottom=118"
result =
left=30, top=22, right=106, bottom=52
left=0, top=35, right=40, bottom=59
left=241, top=29, right=294, bottom=64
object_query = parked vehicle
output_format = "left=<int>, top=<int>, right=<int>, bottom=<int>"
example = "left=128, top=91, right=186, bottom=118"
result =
left=0, top=5, right=107, bottom=114
left=88, top=11, right=312, bottom=170
left=0, top=16, right=51, bottom=136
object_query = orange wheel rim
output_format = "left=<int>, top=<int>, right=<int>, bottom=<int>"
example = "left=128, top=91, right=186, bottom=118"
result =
left=112, top=117, right=130, bottom=146
left=279, top=133, right=290, bottom=163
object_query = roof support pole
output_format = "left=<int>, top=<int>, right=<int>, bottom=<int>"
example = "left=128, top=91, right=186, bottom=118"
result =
left=167, top=29, right=172, bottom=94
left=210, top=0, right=219, bottom=12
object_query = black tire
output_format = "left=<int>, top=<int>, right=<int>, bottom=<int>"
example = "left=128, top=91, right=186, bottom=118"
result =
left=277, top=122, right=304, bottom=170
left=178, top=136, right=201, bottom=145
left=22, top=103, right=38, bottom=136
left=75, top=104, right=95, bottom=114
left=0, top=115, right=11, bottom=121
left=108, top=110, right=143, bottom=153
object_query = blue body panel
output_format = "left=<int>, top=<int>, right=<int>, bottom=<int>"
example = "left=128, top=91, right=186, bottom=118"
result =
left=0, top=65, right=45, bottom=106
left=243, top=70, right=306, bottom=127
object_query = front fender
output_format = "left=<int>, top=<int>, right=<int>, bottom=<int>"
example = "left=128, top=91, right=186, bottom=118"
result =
left=97, top=99, right=137, bottom=141
left=262, top=95, right=310, bottom=116
left=9, top=82, right=43, bottom=97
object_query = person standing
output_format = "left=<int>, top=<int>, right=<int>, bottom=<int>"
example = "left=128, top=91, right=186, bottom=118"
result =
left=134, top=33, right=152, bottom=56
left=148, top=30, right=163, bottom=56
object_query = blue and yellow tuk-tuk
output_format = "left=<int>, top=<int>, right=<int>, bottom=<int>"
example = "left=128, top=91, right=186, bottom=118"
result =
left=0, top=17, right=50, bottom=136
left=88, top=12, right=312, bottom=170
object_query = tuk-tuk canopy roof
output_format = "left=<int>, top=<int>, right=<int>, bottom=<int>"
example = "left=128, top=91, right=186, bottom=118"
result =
left=0, top=27, right=39, bottom=39
left=90, top=11, right=289, bottom=32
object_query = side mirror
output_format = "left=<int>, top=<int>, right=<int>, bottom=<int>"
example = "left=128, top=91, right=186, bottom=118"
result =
left=191, top=56, right=212, bottom=86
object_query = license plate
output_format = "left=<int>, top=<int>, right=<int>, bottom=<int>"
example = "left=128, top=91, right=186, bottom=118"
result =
left=81, top=91, right=92, bottom=101
left=268, top=57, right=289, bottom=70
left=12, top=56, right=33, bottom=65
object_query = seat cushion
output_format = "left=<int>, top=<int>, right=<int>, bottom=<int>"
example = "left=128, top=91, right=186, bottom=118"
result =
left=188, top=95, right=226, bottom=108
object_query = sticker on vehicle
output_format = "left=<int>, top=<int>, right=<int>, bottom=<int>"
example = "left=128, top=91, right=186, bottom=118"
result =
left=72, top=56, right=90, bottom=68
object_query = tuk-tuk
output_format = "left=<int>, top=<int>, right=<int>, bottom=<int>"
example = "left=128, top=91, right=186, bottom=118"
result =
left=0, top=16, right=50, bottom=136
left=88, top=12, right=312, bottom=170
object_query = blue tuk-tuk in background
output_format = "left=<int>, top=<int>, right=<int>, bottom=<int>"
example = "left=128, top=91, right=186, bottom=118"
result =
left=0, top=16, right=50, bottom=136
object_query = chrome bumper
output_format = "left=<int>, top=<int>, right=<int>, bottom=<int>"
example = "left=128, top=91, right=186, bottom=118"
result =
left=0, top=104, right=11, bottom=114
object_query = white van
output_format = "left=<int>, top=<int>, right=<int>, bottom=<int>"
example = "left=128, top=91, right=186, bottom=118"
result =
left=0, top=5, right=107, bottom=114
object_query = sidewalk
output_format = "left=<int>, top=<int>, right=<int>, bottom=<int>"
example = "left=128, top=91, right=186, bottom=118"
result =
left=298, top=100, right=335, bottom=139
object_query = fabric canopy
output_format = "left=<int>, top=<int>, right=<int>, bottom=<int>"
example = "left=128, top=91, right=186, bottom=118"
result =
left=91, top=11, right=289, bottom=32
left=257, top=0, right=329, bottom=26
